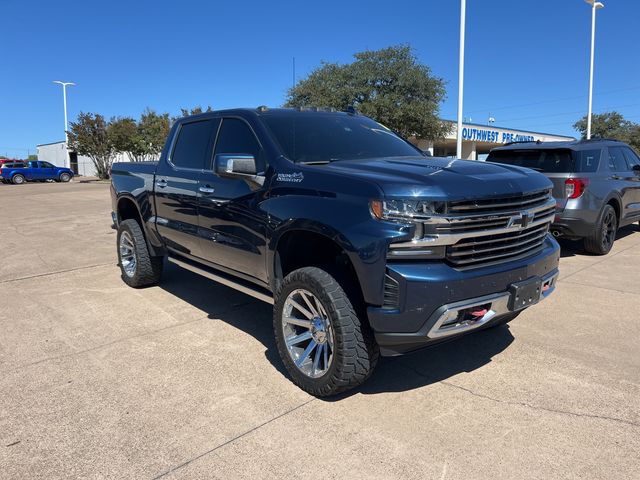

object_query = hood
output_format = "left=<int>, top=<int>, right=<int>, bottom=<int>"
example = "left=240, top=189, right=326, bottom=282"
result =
left=323, top=156, right=552, bottom=200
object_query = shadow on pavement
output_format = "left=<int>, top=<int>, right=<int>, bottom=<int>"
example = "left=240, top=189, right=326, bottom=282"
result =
left=159, top=262, right=515, bottom=397
left=558, top=223, right=639, bottom=258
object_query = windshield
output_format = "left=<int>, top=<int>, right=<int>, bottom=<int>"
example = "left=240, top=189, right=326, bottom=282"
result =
left=262, top=113, right=421, bottom=163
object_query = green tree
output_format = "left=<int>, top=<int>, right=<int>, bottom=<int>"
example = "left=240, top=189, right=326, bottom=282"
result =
left=139, top=109, right=170, bottom=158
left=179, top=105, right=213, bottom=117
left=67, top=112, right=115, bottom=179
left=27, top=154, right=38, bottom=160
left=573, top=111, right=640, bottom=150
left=109, top=117, right=147, bottom=162
left=286, top=45, right=450, bottom=140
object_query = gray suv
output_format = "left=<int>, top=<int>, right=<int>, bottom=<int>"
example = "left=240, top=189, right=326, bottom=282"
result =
left=487, top=139, right=640, bottom=255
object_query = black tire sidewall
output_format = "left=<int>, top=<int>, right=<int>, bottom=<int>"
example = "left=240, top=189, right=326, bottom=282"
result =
left=116, top=219, right=161, bottom=287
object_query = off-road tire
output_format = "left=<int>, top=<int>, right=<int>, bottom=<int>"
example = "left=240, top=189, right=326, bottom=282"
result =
left=117, top=219, right=163, bottom=287
left=273, top=267, right=379, bottom=397
left=584, top=204, right=617, bottom=255
left=12, top=174, right=25, bottom=185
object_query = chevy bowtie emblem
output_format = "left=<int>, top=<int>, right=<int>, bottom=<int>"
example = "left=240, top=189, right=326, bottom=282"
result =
left=508, top=211, right=535, bottom=229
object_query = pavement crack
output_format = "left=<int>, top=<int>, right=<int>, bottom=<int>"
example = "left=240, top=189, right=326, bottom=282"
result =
left=4, top=315, right=210, bottom=374
left=440, top=380, right=639, bottom=428
left=151, top=398, right=316, bottom=479
left=0, top=262, right=114, bottom=285
left=397, top=360, right=639, bottom=428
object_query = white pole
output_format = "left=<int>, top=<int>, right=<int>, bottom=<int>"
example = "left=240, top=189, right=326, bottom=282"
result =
left=456, top=0, right=466, bottom=159
left=53, top=81, right=75, bottom=143
left=62, top=84, right=69, bottom=143
left=585, top=1, right=603, bottom=140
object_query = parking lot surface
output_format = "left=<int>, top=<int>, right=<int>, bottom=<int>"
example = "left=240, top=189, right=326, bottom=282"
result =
left=1, top=181, right=639, bottom=479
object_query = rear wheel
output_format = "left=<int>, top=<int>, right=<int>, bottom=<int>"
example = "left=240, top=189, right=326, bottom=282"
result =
left=60, top=172, right=71, bottom=182
left=117, top=219, right=163, bottom=287
left=273, top=267, right=378, bottom=397
left=584, top=205, right=617, bottom=255
left=12, top=174, right=25, bottom=185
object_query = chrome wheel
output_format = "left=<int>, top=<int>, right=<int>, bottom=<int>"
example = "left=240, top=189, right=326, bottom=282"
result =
left=282, top=289, right=334, bottom=378
left=119, top=231, right=137, bottom=278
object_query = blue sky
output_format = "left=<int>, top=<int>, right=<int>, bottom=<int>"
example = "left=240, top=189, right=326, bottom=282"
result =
left=1, top=0, right=639, bottom=158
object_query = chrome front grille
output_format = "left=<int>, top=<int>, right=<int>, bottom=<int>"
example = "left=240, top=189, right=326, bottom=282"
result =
left=448, top=190, right=551, bottom=214
left=446, top=223, right=550, bottom=268
left=388, top=189, right=556, bottom=269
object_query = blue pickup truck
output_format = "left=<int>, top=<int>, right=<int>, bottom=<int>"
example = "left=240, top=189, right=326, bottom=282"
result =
left=110, top=107, right=560, bottom=396
left=0, top=160, right=74, bottom=184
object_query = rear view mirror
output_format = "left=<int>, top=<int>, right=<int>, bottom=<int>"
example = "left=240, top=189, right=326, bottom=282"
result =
left=214, top=154, right=264, bottom=187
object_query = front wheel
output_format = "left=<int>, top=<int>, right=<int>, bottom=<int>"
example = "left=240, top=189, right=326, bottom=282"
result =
left=59, top=172, right=71, bottom=182
left=273, top=267, right=379, bottom=397
left=584, top=205, right=617, bottom=255
left=117, top=219, right=163, bottom=287
left=12, top=174, right=25, bottom=185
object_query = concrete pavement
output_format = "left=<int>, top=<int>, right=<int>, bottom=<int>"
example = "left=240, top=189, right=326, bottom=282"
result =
left=0, top=181, right=638, bottom=479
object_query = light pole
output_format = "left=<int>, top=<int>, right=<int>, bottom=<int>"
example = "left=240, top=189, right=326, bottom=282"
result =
left=456, top=0, right=466, bottom=159
left=53, top=81, right=75, bottom=143
left=584, top=0, right=604, bottom=140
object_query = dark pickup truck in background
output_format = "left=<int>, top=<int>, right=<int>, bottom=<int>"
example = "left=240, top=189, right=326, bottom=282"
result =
left=110, top=107, right=560, bottom=396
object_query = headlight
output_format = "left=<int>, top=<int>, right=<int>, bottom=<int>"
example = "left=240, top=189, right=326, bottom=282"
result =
left=370, top=199, right=447, bottom=260
left=370, top=199, right=446, bottom=221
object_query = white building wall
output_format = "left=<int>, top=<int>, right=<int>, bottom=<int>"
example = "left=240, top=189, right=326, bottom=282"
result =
left=37, top=142, right=133, bottom=177
left=36, top=142, right=69, bottom=167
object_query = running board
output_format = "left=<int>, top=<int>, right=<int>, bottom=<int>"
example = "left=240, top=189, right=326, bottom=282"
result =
left=167, top=256, right=274, bottom=305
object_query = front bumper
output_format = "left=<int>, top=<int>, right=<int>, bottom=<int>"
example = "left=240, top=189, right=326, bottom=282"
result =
left=369, top=235, right=560, bottom=356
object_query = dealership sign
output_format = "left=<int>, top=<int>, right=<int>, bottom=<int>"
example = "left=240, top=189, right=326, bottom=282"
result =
left=461, top=127, right=537, bottom=144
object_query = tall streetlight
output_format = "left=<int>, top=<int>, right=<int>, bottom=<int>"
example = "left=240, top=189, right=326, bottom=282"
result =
left=584, top=0, right=604, bottom=140
left=53, top=81, right=75, bottom=143
left=456, top=0, right=466, bottom=159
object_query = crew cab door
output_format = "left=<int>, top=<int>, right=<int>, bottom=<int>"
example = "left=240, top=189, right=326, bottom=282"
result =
left=26, top=161, right=41, bottom=180
left=154, top=118, right=219, bottom=258
left=607, top=146, right=640, bottom=223
left=196, top=117, right=270, bottom=284
left=39, top=161, right=56, bottom=180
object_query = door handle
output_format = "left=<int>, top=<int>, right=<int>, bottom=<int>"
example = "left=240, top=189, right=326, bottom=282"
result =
left=199, top=186, right=215, bottom=194
left=156, top=179, right=168, bottom=188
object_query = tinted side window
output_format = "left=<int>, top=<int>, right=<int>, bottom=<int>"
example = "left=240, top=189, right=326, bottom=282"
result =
left=573, top=149, right=601, bottom=172
left=607, top=147, right=629, bottom=171
left=214, top=118, right=265, bottom=173
left=622, top=147, right=640, bottom=167
left=40, top=161, right=54, bottom=168
left=171, top=120, right=216, bottom=170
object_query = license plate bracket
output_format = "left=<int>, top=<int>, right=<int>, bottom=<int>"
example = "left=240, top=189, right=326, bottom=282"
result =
left=508, top=278, right=542, bottom=311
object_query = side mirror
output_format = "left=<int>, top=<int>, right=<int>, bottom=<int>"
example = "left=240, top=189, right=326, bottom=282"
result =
left=214, top=154, right=265, bottom=187
left=633, top=164, right=640, bottom=174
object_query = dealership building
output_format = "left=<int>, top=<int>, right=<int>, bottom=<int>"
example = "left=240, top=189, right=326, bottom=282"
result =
left=413, top=120, right=574, bottom=159
left=37, top=119, right=574, bottom=177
